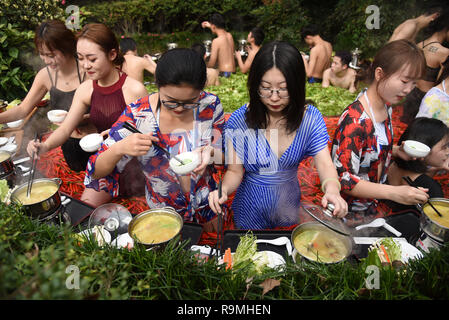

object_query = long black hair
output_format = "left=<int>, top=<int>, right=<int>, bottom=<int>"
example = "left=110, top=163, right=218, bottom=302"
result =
left=155, top=48, right=207, bottom=90
left=246, top=41, right=306, bottom=134
left=395, top=117, right=449, bottom=173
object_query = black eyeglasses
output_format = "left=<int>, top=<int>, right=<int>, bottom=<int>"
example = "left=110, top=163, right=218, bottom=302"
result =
left=160, top=99, right=201, bottom=110
left=258, top=87, right=289, bottom=99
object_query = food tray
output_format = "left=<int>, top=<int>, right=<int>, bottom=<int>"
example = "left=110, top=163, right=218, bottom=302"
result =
left=181, top=222, right=203, bottom=246
left=61, top=192, right=95, bottom=227
left=1, top=107, right=38, bottom=133
left=222, top=230, right=293, bottom=258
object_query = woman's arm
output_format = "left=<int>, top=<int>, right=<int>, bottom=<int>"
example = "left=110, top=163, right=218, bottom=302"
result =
left=0, top=68, right=48, bottom=123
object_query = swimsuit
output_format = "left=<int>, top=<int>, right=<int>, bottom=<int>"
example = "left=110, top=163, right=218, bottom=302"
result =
left=307, top=77, right=322, bottom=84
left=219, top=71, right=232, bottom=78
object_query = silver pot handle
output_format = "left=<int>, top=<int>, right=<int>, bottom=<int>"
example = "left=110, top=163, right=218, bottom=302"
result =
left=51, top=178, right=63, bottom=187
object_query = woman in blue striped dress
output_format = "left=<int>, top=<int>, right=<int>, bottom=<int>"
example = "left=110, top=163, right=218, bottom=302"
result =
left=209, top=41, right=348, bottom=229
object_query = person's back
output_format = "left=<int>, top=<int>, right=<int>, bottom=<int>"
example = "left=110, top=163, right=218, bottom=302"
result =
left=122, top=54, right=156, bottom=83
left=301, top=25, right=332, bottom=83
left=202, top=13, right=235, bottom=75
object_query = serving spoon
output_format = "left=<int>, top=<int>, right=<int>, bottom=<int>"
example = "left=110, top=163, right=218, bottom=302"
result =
left=255, top=237, right=293, bottom=256
left=355, top=218, right=402, bottom=237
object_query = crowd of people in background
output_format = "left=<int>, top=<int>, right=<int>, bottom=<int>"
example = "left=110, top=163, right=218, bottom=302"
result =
left=2, top=3, right=449, bottom=234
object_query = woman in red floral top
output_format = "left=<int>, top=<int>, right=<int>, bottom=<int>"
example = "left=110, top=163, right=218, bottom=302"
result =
left=331, top=40, right=430, bottom=221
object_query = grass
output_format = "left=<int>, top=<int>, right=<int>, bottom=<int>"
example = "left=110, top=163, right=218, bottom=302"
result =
left=1, top=203, right=449, bottom=300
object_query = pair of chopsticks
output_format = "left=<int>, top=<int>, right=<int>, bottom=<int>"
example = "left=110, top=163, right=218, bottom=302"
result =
left=402, top=176, right=443, bottom=217
left=26, top=133, right=40, bottom=198
left=215, top=177, right=224, bottom=259
left=122, top=121, right=185, bottom=165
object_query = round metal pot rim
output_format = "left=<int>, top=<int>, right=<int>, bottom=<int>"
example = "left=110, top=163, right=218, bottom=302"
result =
left=128, top=207, right=184, bottom=247
left=419, top=198, right=449, bottom=243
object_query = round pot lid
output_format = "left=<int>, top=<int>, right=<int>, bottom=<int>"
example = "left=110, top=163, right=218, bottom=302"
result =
left=300, top=203, right=352, bottom=236
left=88, top=203, right=132, bottom=235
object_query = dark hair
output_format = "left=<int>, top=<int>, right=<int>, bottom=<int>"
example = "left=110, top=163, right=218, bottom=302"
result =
left=301, top=24, right=319, bottom=39
left=365, top=40, right=426, bottom=88
left=77, top=23, right=125, bottom=68
left=246, top=41, right=306, bottom=134
left=395, top=117, right=449, bottom=173
left=424, top=4, right=449, bottom=35
left=34, top=20, right=77, bottom=58
left=120, top=37, right=137, bottom=54
left=437, top=55, right=449, bottom=84
left=250, top=27, right=265, bottom=46
left=191, top=43, right=206, bottom=58
left=335, top=51, right=352, bottom=67
left=209, top=13, right=226, bottom=29
left=155, top=48, right=206, bottom=90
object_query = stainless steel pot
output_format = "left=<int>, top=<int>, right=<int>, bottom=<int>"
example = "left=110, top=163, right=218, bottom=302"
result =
left=291, top=222, right=353, bottom=264
left=419, top=198, right=449, bottom=243
left=128, top=207, right=183, bottom=248
left=11, top=178, right=63, bottom=219
left=0, top=150, right=15, bottom=178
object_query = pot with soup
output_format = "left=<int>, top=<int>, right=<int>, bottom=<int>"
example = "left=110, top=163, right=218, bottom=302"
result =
left=291, top=222, right=353, bottom=264
left=128, top=207, right=184, bottom=248
left=0, top=150, right=15, bottom=178
left=420, top=198, right=449, bottom=243
left=11, top=178, right=62, bottom=219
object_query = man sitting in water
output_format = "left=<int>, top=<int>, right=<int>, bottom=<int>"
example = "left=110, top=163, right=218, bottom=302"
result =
left=301, top=24, right=332, bottom=84
left=201, top=13, right=235, bottom=78
left=191, top=43, right=220, bottom=87
left=119, top=37, right=156, bottom=83
left=322, top=51, right=357, bottom=93
left=388, top=5, right=442, bottom=43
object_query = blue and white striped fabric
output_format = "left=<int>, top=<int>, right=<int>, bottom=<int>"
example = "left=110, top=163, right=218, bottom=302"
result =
left=225, top=104, right=329, bottom=229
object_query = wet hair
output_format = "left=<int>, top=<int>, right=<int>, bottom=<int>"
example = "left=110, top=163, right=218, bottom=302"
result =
left=334, top=51, right=352, bottom=67
left=209, top=13, right=226, bottom=29
left=191, top=43, right=206, bottom=58
left=250, top=27, right=265, bottom=46
left=120, top=37, right=137, bottom=54
left=155, top=48, right=206, bottom=90
left=77, top=23, right=125, bottom=68
left=34, top=20, right=77, bottom=58
left=364, top=40, right=426, bottom=89
left=246, top=41, right=306, bottom=134
left=301, top=24, right=320, bottom=39
left=395, top=117, right=449, bottom=173
left=423, top=4, right=449, bottom=35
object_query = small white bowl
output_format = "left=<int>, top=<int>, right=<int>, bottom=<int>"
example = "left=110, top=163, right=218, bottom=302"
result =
left=6, top=119, right=23, bottom=128
left=403, top=140, right=430, bottom=158
left=0, top=144, right=17, bottom=154
left=0, top=137, right=8, bottom=146
left=169, top=151, right=200, bottom=175
left=47, top=109, right=68, bottom=123
left=78, top=226, right=111, bottom=246
left=79, top=133, right=103, bottom=152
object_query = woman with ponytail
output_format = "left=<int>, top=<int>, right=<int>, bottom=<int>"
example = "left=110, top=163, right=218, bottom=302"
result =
left=27, top=23, right=148, bottom=206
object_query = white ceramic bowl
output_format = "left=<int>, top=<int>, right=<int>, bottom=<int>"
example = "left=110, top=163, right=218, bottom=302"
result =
left=79, top=226, right=111, bottom=246
left=6, top=119, right=23, bottom=128
left=0, top=137, right=8, bottom=146
left=404, top=140, right=430, bottom=158
left=169, top=151, right=200, bottom=175
left=79, top=133, right=103, bottom=152
left=0, top=144, right=17, bottom=154
left=47, top=109, right=68, bottom=123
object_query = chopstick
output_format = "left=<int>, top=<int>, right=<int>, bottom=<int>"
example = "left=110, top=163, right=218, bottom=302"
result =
left=122, top=121, right=185, bottom=165
left=402, top=176, right=443, bottom=217
left=26, top=133, right=40, bottom=198
left=215, top=177, right=223, bottom=259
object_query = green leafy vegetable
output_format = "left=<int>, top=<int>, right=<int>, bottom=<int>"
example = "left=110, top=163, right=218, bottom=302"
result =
left=234, top=232, right=257, bottom=266
left=0, top=179, right=10, bottom=202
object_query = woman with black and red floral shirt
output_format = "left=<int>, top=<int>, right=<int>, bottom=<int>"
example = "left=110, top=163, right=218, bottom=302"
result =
left=331, top=40, right=430, bottom=221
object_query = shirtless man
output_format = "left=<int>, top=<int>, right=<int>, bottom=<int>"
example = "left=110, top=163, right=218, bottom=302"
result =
left=235, top=27, right=264, bottom=74
left=119, top=37, right=156, bottom=83
left=388, top=6, right=442, bottom=43
left=322, top=51, right=357, bottom=93
left=301, top=25, right=332, bottom=84
left=201, top=13, right=235, bottom=77
left=191, top=43, right=220, bottom=87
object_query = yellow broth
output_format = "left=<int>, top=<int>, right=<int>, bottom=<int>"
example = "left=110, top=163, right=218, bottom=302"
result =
left=423, top=202, right=449, bottom=228
left=293, top=228, right=348, bottom=263
left=0, top=152, right=10, bottom=162
left=131, top=212, right=181, bottom=244
left=14, top=182, right=59, bottom=205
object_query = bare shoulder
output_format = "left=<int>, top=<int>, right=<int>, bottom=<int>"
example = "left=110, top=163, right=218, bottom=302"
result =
left=323, top=68, right=331, bottom=77
left=123, top=76, right=148, bottom=102
left=76, top=79, right=94, bottom=102
left=34, top=67, right=52, bottom=90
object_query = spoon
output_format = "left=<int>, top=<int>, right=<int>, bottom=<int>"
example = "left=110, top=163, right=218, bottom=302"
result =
left=355, top=218, right=402, bottom=237
left=255, top=237, right=293, bottom=256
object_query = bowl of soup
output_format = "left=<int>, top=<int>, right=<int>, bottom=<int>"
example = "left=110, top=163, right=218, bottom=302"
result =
left=169, top=151, right=200, bottom=175
left=404, top=140, right=430, bottom=158
left=47, top=110, right=68, bottom=123
left=291, top=222, right=352, bottom=264
left=6, top=119, right=23, bottom=128
left=128, top=207, right=183, bottom=247
left=11, top=178, right=62, bottom=219
left=421, top=198, right=449, bottom=243
left=80, top=133, right=103, bottom=153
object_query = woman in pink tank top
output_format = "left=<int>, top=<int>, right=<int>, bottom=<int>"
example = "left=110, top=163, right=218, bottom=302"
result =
left=27, top=23, right=148, bottom=207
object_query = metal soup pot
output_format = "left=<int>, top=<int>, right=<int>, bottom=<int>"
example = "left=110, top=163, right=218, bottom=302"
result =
left=128, top=207, right=184, bottom=248
left=291, top=222, right=353, bottom=264
left=419, top=198, right=449, bottom=243
left=0, top=150, right=15, bottom=178
left=11, top=178, right=62, bottom=219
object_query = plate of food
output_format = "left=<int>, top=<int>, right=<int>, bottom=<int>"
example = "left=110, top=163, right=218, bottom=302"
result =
left=366, top=238, right=423, bottom=268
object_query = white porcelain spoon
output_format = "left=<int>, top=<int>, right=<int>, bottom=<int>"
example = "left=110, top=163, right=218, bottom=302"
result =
left=255, top=237, right=293, bottom=256
left=355, top=218, right=402, bottom=237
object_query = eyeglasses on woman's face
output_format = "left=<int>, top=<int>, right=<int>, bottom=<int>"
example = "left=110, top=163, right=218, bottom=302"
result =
left=257, top=86, right=289, bottom=99
left=160, top=100, right=201, bottom=109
